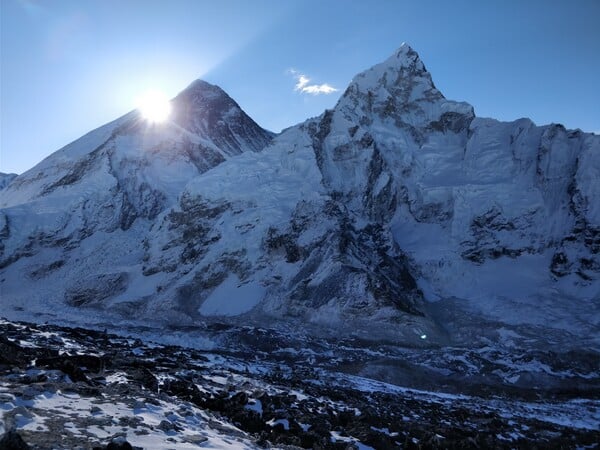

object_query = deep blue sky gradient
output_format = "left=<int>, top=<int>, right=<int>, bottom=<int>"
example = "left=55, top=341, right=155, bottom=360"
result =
left=1, top=0, right=599, bottom=174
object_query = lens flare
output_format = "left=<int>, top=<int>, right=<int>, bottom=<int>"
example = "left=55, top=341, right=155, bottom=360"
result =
left=137, top=89, right=171, bottom=123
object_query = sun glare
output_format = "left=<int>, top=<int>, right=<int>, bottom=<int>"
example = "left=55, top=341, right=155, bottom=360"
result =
left=137, top=89, right=171, bottom=123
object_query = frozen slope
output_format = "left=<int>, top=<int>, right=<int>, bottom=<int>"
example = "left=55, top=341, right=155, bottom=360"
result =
left=0, top=173, right=17, bottom=191
left=0, top=80, right=273, bottom=324
left=311, top=44, right=599, bottom=343
left=0, top=44, right=598, bottom=346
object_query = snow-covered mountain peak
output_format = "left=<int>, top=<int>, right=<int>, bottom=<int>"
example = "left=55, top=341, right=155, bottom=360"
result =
left=173, top=79, right=236, bottom=109
left=388, top=42, right=425, bottom=70
left=348, top=43, right=434, bottom=96
left=1, top=45, right=598, bottom=348
left=335, top=44, right=474, bottom=131
left=170, top=79, right=272, bottom=154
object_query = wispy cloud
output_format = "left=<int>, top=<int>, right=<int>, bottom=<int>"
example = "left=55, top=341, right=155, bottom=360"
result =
left=288, top=69, right=338, bottom=95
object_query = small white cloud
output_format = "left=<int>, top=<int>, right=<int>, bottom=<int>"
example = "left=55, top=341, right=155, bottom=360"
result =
left=288, top=69, right=338, bottom=96
left=301, top=83, right=338, bottom=95
left=295, top=74, right=310, bottom=91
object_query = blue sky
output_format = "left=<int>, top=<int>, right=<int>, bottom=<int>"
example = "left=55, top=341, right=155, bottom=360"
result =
left=1, top=0, right=599, bottom=174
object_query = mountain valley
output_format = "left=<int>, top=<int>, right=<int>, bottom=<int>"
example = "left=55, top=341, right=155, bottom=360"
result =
left=1, top=44, right=598, bottom=448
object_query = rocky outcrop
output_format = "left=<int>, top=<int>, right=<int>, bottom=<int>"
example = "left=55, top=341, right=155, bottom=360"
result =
left=171, top=80, right=273, bottom=156
left=1, top=318, right=598, bottom=449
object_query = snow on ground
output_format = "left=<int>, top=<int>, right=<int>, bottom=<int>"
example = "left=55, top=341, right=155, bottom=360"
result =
left=1, top=318, right=598, bottom=449
left=319, top=370, right=600, bottom=431
left=0, top=375, right=257, bottom=449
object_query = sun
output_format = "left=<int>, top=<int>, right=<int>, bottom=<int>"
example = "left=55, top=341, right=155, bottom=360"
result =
left=137, top=89, right=171, bottom=123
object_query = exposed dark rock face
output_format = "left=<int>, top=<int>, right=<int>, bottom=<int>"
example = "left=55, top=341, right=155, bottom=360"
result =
left=104, top=440, right=133, bottom=450
left=65, top=273, right=129, bottom=307
left=171, top=80, right=273, bottom=156
left=0, top=430, right=31, bottom=450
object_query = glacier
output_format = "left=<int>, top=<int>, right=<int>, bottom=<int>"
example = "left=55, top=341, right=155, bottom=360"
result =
left=0, top=44, right=598, bottom=348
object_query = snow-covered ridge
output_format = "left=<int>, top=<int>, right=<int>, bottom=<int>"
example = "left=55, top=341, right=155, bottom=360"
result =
left=0, top=44, right=598, bottom=346
left=0, top=172, right=17, bottom=191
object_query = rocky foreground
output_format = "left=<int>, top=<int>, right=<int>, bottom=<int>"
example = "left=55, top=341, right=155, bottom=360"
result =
left=0, top=318, right=599, bottom=449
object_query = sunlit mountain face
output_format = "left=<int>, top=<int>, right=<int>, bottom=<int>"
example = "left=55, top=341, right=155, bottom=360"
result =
left=1, top=45, right=599, bottom=448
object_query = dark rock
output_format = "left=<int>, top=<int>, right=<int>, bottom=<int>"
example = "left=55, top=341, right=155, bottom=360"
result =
left=428, top=111, right=474, bottom=134
left=45, top=354, right=105, bottom=374
left=126, top=366, right=158, bottom=391
left=35, top=356, right=89, bottom=383
left=65, top=272, right=128, bottom=307
left=163, top=378, right=201, bottom=402
left=157, top=419, right=176, bottom=432
left=359, top=132, right=374, bottom=148
left=106, top=438, right=133, bottom=450
left=550, top=252, right=571, bottom=277
left=0, top=430, right=31, bottom=450
left=0, top=336, right=29, bottom=367
left=231, top=410, right=265, bottom=434
left=27, top=259, right=65, bottom=280
left=230, top=391, right=248, bottom=406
